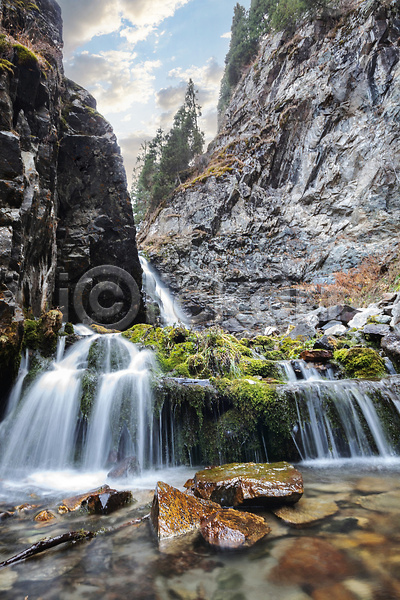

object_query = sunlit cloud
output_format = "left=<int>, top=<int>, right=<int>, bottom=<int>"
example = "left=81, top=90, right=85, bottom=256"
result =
left=58, top=0, right=192, bottom=53
left=65, top=51, right=161, bottom=113
left=221, top=31, right=231, bottom=39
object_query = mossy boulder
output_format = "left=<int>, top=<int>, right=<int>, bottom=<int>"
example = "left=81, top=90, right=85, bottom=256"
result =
left=23, top=309, right=63, bottom=357
left=334, top=347, right=386, bottom=379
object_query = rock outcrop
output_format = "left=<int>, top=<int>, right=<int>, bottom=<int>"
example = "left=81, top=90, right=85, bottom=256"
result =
left=140, top=0, right=400, bottom=334
left=0, top=0, right=142, bottom=401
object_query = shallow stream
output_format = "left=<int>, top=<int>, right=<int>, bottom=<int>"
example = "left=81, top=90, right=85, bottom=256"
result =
left=1, top=463, right=400, bottom=599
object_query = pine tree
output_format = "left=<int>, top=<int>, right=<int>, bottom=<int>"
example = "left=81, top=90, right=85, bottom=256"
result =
left=131, top=80, right=204, bottom=219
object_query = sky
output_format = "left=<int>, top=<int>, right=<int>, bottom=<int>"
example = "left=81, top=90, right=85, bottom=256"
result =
left=58, top=0, right=251, bottom=189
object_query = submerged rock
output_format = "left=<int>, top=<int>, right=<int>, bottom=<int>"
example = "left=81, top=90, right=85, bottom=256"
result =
left=150, top=481, right=220, bottom=541
left=272, top=497, right=339, bottom=528
left=270, top=537, right=354, bottom=585
left=191, top=462, right=303, bottom=507
left=200, top=508, right=271, bottom=550
left=357, top=491, right=400, bottom=513
left=60, top=485, right=112, bottom=512
left=34, top=509, right=56, bottom=523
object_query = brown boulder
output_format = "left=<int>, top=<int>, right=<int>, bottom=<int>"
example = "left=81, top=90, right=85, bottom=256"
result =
left=60, top=485, right=111, bottom=511
left=200, top=508, right=270, bottom=550
left=191, top=462, right=303, bottom=507
left=151, top=481, right=220, bottom=540
left=60, top=485, right=132, bottom=514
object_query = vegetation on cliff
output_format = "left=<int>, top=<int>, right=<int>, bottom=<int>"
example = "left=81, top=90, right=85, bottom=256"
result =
left=131, top=79, right=204, bottom=223
left=218, top=0, right=335, bottom=112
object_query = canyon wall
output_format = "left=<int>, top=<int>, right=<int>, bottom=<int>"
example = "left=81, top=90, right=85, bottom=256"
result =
left=140, top=0, right=400, bottom=334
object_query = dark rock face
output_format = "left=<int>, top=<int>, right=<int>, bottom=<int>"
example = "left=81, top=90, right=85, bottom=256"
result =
left=0, top=0, right=142, bottom=401
left=140, top=0, right=400, bottom=333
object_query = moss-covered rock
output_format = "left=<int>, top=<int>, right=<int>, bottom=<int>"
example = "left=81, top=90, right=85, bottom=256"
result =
left=333, top=347, right=386, bottom=379
left=23, top=309, right=63, bottom=357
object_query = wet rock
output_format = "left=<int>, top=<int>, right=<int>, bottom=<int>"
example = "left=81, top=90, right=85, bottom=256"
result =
left=0, top=511, right=14, bottom=521
left=107, top=456, right=138, bottom=479
left=381, top=333, right=400, bottom=370
left=269, top=537, right=354, bottom=585
left=272, top=497, right=338, bottom=528
left=34, top=509, right=56, bottom=523
left=200, top=508, right=270, bottom=550
left=60, top=485, right=111, bottom=512
left=300, top=349, right=333, bottom=362
left=191, top=462, right=303, bottom=507
left=86, top=490, right=133, bottom=515
left=357, top=491, right=400, bottom=513
left=151, top=481, right=221, bottom=541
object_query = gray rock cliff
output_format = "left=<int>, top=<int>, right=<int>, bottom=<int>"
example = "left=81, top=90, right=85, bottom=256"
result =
left=0, top=0, right=142, bottom=397
left=140, top=0, right=400, bottom=334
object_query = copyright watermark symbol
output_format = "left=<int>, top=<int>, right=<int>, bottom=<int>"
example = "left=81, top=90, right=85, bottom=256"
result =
left=59, top=265, right=140, bottom=330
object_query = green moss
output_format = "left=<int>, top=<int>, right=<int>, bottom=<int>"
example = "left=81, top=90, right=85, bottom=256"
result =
left=13, top=43, right=38, bottom=67
left=80, top=371, right=97, bottom=419
left=64, top=322, right=74, bottom=335
left=0, top=59, right=14, bottom=75
left=23, top=310, right=63, bottom=357
left=240, top=358, right=281, bottom=380
left=334, top=347, right=386, bottom=379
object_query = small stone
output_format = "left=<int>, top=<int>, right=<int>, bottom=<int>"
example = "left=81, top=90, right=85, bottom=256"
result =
left=363, top=324, right=391, bottom=340
left=60, top=485, right=111, bottom=512
left=272, top=497, right=339, bottom=527
left=287, top=322, right=316, bottom=341
left=200, top=508, right=271, bottom=550
left=34, top=509, right=56, bottom=523
left=264, top=326, right=278, bottom=336
left=348, top=306, right=382, bottom=329
left=313, top=335, right=334, bottom=351
left=191, top=462, right=304, bottom=507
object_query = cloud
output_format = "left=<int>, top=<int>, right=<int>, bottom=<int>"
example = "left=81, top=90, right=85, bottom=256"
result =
left=58, top=0, right=192, bottom=53
left=156, top=82, right=186, bottom=111
left=221, top=31, right=231, bottom=39
left=65, top=51, right=161, bottom=113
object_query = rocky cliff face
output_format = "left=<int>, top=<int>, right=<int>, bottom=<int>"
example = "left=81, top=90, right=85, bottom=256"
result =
left=0, top=0, right=141, bottom=396
left=140, top=0, right=400, bottom=334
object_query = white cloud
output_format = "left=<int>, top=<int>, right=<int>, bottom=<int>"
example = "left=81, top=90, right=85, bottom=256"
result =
left=58, top=0, right=192, bottom=53
left=221, top=31, right=231, bottom=39
left=65, top=51, right=161, bottom=113
left=119, top=131, right=153, bottom=188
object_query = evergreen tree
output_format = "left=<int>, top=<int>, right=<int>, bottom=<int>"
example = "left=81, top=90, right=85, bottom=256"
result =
left=131, top=80, right=204, bottom=220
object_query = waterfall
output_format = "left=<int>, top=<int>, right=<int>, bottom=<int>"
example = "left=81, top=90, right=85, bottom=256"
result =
left=0, top=332, right=160, bottom=477
left=139, top=255, right=190, bottom=327
left=283, top=377, right=400, bottom=462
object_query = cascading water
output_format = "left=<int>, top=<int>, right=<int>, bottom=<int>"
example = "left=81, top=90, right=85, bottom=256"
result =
left=0, top=331, right=162, bottom=479
left=279, top=360, right=400, bottom=463
left=139, top=255, right=190, bottom=326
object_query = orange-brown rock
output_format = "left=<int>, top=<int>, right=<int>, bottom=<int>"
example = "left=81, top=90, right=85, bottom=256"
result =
left=270, top=537, right=354, bottom=585
left=200, top=508, right=270, bottom=550
left=300, top=350, right=333, bottom=362
left=60, top=485, right=111, bottom=512
left=151, top=481, right=220, bottom=540
left=34, top=510, right=56, bottom=523
left=192, top=462, right=303, bottom=507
